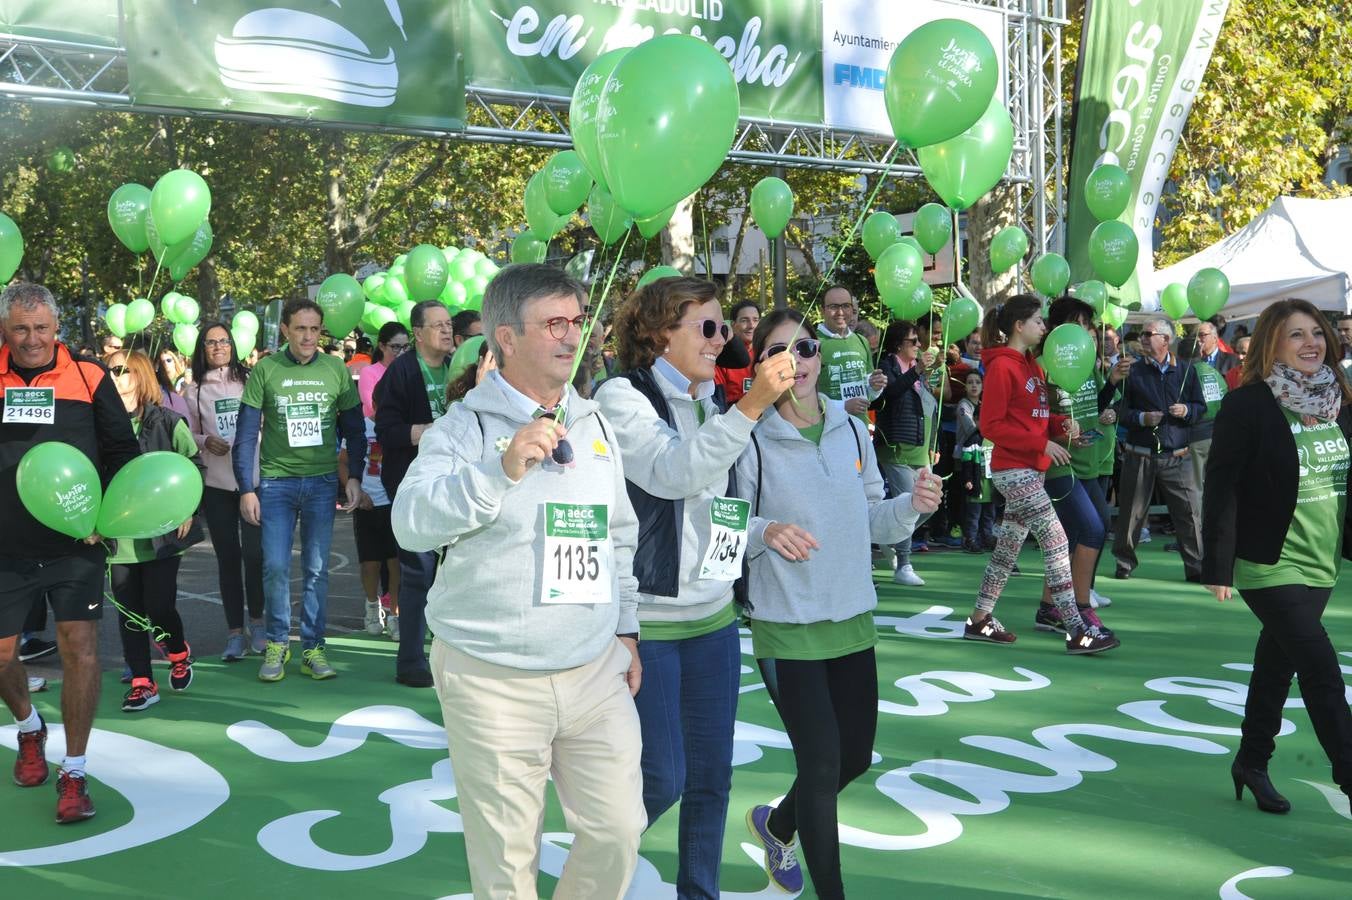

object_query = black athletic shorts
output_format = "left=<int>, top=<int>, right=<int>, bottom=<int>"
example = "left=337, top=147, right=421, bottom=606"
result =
left=0, top=552, right=106, bottom=639
left=352, top=505, right=398, bottom=563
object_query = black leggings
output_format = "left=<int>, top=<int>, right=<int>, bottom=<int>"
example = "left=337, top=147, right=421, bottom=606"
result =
left=1238, top=583, right=1352, bottom=795
left=759, top=648, right=879, bottom=900
left=201, top=486, right=263, bottom=630
left=113, top=555, right=186, bottom=681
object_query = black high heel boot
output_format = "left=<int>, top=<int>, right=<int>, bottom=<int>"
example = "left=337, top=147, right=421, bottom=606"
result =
left=1231, top=759, right=1291, bottom=814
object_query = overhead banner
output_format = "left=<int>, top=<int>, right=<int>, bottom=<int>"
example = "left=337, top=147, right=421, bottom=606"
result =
left=1065, top=0, right=1231, bottom=308
left=0, top=0, right=120, bottom=46
left=123, top=1, right=466, bottom=131
left=465, top=0, right=823, bottom=125
left=820, top=0, right=1006, bottom=137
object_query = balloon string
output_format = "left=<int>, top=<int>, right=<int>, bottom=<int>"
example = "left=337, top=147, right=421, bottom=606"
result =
left=559, top=228, right=633, bottom=429
left=699, top=191, right=713, bottom=278
left=101, top=560, right=171, bottom=644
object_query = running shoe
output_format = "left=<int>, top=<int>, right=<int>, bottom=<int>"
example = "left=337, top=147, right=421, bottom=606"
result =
left=962, top=539, right=983, bottom=553
left=168, top=645, right=194, bottom=692
left=964, top=615, right=1017, bottom=644
left=911, top=539, right=930, bottom=553
left=27, top=676, right=47, bottom=693
left=13, top=714, right=48, bottom=787
left=119, top=666, right=133, bottom=684
left=249, top=625, right=269, bottom=656
left=55, top=771, right=96, bottom=824
left=258, top=642, right=290, bottom=682
left=939, top=534, right=965, bottom=549
left=387, top=613, right=400, bottom=642
left=301, top=646, right=337, bottom=680
left=1076, top=606, right=1114, bottom=637
left=1034, top=602, right=1066, bottom=634
left=1089, top=588, right=1113, bottom=608
left=122, top=678, right=160, bottom=712
left=364, top=601, right=383, bottom=636
left=221, top=633, right=248, bottom=662
left=18, top=637, right=57, bottom=662
left=745, top=805, right=804, bottom=894
left=1066, top=624, right=1120, bottom=655
left=892, top=564, right=925, bottom=586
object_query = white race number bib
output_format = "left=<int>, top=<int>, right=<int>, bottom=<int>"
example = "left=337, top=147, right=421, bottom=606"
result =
left=214, top=397, right=240, bottom=441
left=698, top=496, right=750, bottom=582
left=285, top=402, right=323, bottom=448
left=541, top=503, right=613, bottom=605
left=2, top=387, right=55, bottom=424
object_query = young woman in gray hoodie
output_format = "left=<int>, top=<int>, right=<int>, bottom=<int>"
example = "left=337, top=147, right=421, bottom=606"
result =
left=735, top=308, right=942, bottom=899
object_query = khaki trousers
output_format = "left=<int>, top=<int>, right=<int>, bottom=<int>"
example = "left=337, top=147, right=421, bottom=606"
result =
left=431, top=637, right=645, bottom=900
left=1189, top=436, right=1212, bottom=508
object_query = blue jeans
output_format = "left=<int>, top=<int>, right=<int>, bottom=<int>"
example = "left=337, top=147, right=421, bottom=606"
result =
left=395, top=548, right=435, bottom=674
left=259, top=473, right=337, bottom=650
left=634, top=621, right=740, bottom=900
left=1045, top=474, right=1107, bottom=551
left=962, top=499, right=996, bottom=544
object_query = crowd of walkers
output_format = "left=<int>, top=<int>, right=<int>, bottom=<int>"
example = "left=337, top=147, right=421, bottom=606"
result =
left=2, top=271, right=1350, bottom=898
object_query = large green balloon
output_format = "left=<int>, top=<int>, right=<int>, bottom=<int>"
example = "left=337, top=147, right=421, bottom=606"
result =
left=174, top=295, right=200, bottom=325
left=104, top=302, right=128, bottom=338
left=160, top=291, right=184, bottom=324
left=587, top=185, right=632, bottom=246
left=362, top=272, right=387, bottom=303
left=989, top=226, right=1029, bottom=274
left=449, top=334, right=486, bottom=380
left=1087, top=220, right=1139, bottom=288
left=164, top=221, right=213, bottom=282
left=1042, top=323, right=1096, bottom=392
left=874, top=242, right=925, bottom=307
left=636, top=203, right=678, bottom=240
left=145, top=208, right=166, bottom=262
left=892, top=281, right=933, bottom=321
left=440, top=280, right=468, bottom=308
left=1031, top=253, right=1071, bottom=298
left=0, top=212, right=23, bottom=282
left=150, top=169, right=211, bottom=247
left=316, top=273, right=364, bottom=338
left=885, top=19, right=999, bottom=149
left=1085, top=164, right=1131, bottom=221
left=382, top=275, right=410, bottom=307
left=912, top=203, right=951, bottom=255
left=944, top=297, right=983, bottom=344
left=1188, top=267, right=1230, bottom=320
left=1100, top=303, right=1129, bottom=330
left=97, top=451, right=203, bottom=540
left=524, top=172, right=563, bottom=239
left=596, top=35, right=739, bottom=219
left=106, top=184, right=152, bottom=255
left=173, top=323, right=199, bottom=357
left=570, top=48, right=629, bottom=192
left=406, top=243, right=450, bottom=301
left=1071, top=280, right=1109, bottom=315
left=1161, top=282, right=1190, bottom=320
left=124, top=297, right=155, bottom=334
left=511, top=231, right=548, bottom=264
left=16, top=442, right=101, bottom=539
left=637, top=265, right=684, bottom=289
left=750, top=176, right=793, bottom=240
left=862, top=212, right=901, bottom=261
left=395, top=301, right=417, bottom=330
left=449, top=255, right=478, bottom=284
left=917, top=97, right=1014, bottom=211
left=232, top=310, right=259, bottom=335
left=543, top=150, right=594, bottom=217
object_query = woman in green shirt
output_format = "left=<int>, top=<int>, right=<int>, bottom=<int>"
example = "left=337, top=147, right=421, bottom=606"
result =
left=1202, top=298, right=1352, bottom=814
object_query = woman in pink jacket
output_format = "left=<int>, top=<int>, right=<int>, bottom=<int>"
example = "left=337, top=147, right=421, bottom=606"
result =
left=184, top=322, right=264, bottom=661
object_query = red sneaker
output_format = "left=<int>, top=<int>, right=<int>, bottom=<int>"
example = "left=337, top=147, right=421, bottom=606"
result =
left=13, top=715, right=48, bottom=787
left=55, top=771, right=96, bottom=824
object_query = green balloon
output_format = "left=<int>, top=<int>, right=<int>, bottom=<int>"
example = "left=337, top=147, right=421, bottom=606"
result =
left=638, top=265, right=684, bottom=289
left=917, top=97, right=1014, bottom=211
left=544, top=150, right=594, bottom=217
left=750, top=176, right=793, bottom=240
left=1100, top=303, right=1129, bottom=330
left=317, top=273, right=364, bottom=338
left=145, top=208, right=166, bottom=262
left=233, top=310, right=260, bottom=334
left=1161, top=282, right=1190, bottom=320
left=106, top=183, right=151, bottom=255
left=466, top=274, right=491, bottom=304
left=874, top=242, right=925, bottom=307
left=637, top=204, right=678, bottom=240
left=160, top=291, right=184, bottom=324
left=885, top=19, right=999, bottom=149
left=16, top=442, right=101, bottom=539
left=943, top=297, right=983, bottom=345
left=0, top=212, right=23, bottom=282
left=440, top=280, right=468, bottom=308
left=175, top=295, right=200, bottom=325
left=893, top=281, right=933, bottom=321
left=570, top=48, right=629, bottom=192
left=1042, top=323, right=1096, bottom=392
left=1085, top=164, right=1131, bottom=222
left=362, top=272, right=387, bottom=302
left=449, top=334, right=486, bottom=380
left=96, top=451, right=203, bottom=540
left=382, top=275, right=410, bottom=307
left=1188, top=267, right=1230, bottom=321
left=596, top=35, right=740, bottom=219
left=173, top=323, right=199, bottom=357
left=511, top=231, right=548, bottom=264
left=912, top=203, right=952, bottom=255
left=150, top=169, right=211, bottom=247
left=395, top=301, right=417, bottom=330
left=104, top=303, right=128, bottom=338
left=1071, top=280, right=1109, bottom=315
left=1087, top=220, right=1139, bottom=288
left=475, top=258, right=499, bottom=279
left=124, top=297, right=155, bottom=334
left=164, top=221, right=213, bottom=282
left=406, top=243, right=450, bottom=301
left=1031, top=253, right=1071, bottom=298
left=47, top=146, right=75, bottom=173
left=862, top=211, right=901, bottom=261
left=588, top=185, right=632, bottom=246
left=989, top=226, right=1030, bottom=275
left=524, top=171, right=563, bottom=239
left=233, top=326, right=256, bottom=356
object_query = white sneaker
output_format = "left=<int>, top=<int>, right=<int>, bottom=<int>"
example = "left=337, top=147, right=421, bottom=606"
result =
left=1139, top=527, right=1152, bottom=544
left=363, top=601, right=383, bottom=636
left=387, top=614, right=400, bottom=642
left=874, top=547, right=897, bottom=571
left=1089, top=589, right=1113, bottom=608
left=892, top=564, right=925, bottom=586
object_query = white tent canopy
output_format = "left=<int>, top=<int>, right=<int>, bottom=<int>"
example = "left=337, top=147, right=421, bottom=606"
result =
left=1148, top=196, right=1352, bottom=320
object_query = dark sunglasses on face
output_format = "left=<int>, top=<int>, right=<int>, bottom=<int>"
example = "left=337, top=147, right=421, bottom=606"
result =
left=109, top=365, right=130, bottom=377
left=677, top=318, right=730, bottom=341
left=761, top=339, right=821, bottom=361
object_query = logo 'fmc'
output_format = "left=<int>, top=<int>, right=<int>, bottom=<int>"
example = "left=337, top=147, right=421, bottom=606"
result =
left=833, top=64, right=885, bottom=91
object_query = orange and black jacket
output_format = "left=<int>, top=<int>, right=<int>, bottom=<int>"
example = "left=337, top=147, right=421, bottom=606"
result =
left=0, top=343, right=139, bottom=559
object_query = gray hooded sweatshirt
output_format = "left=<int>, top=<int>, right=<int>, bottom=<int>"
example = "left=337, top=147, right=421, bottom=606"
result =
left=391, top=371, right=640, bottom=670
left=733, top=396, right=921, bottom=625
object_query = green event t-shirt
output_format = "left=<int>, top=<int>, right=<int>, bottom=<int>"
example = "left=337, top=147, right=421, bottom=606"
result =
left=1048, top=372, right=1115, bottom=482
left=109, top=417, right=199, bottom=565
left=1235, top=409, right=1349, bottom=590
left=240, top=348, right=360, bottom=478
left=797, top=420, right=824, bottom=445
left=1193, top=360, right=1227, bottom=421
left=816, top=329, right=873, bottom=420
left=418, top=354, right=450, bottom=419
left=750, top=612, right=877, bottom=660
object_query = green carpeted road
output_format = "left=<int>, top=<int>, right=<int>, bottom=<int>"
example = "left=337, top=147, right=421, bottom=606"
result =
left=3, top=544, right=1350, bottom=898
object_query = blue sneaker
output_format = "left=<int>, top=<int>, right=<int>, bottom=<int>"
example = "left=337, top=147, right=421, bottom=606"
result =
left=746, top=804, right=803, bottom=893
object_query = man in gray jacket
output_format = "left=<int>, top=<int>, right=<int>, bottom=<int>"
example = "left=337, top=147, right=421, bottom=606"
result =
left=392, top=264, right=644, bottom=900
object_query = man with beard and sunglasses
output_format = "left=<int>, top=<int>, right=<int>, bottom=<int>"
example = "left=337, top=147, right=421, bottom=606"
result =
left=392, top=264, right=645, bottom=899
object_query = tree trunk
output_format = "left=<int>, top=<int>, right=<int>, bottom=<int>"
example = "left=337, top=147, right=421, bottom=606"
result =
left=196, top=257, right=222, bottom=320
left=967, top=186, right=1021, bottom=305
left=662, top=195, right=696, bottom=273
left=726, top=199, right=753, bottom=290
left=784, top=222, right=821, bottom=282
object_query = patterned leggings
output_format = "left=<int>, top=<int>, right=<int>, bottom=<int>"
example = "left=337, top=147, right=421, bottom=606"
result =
left=976, top=468, right=1085, bottom=632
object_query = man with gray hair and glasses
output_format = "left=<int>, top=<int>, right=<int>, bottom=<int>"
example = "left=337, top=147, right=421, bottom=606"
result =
left=0, top=283, right=139, bottom=824
left=393, top=263, right=644, bottom=899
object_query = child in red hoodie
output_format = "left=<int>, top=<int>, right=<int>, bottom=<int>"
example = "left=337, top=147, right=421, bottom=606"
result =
left=963, top=295, right=1119, bottom=655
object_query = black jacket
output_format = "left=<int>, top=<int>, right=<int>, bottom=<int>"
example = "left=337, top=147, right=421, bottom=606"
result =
left=1201, top=382, right=1352, bottom=585
left=871, top=354, right=926, bottom=447
left=1120, top=355, right=1206, bottom=452
left=132, top=403, right=206, bottom=558
left=373, top=350, right=435, bottom=501
left=1205, top=350, right=1240, bottom=377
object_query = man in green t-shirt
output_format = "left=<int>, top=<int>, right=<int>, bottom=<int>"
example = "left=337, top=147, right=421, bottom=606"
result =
left=816, top=286, right=885, bottom=422
left=1180, top=336, right=1228, bottom=512
left=232, top=299, right=367, bottom=683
